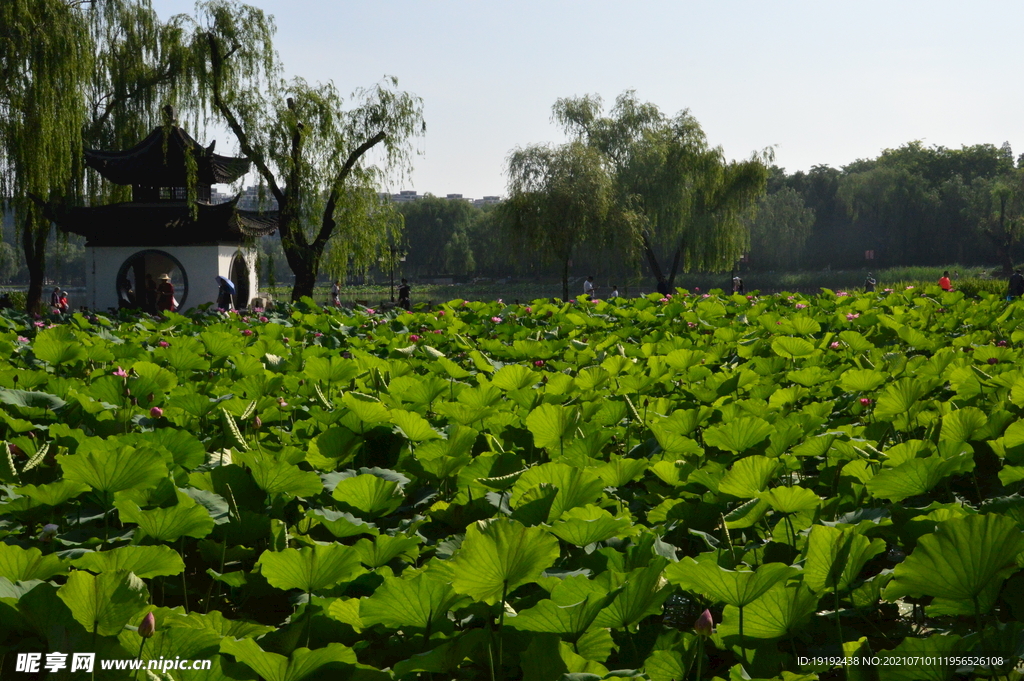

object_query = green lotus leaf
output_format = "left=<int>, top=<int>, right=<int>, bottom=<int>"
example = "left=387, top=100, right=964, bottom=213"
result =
left=510, top=462, right=605, bottom=522
left=17, top=479, right=91, bottom=506
left=390, top=409, right=442, bottom=441
left=718, top=581, right=819, bottom=640
left=359, top=564, right=468, bottom=630
left=450, top=517, right=560, bottom=604
left=116, top=492, right=215, bottom=541
left=883, top=514, right=1024, bottom=606
left=341, top=392, right=390, bottom=425
left=220, top=637, right=357, bottom=681
left=352, top=534, right=421, bottom=568
left=548, top=505, right=631, bottom=547
left=306, top=508, right=378, bottom=539
left=939, top=407, right=989, bottom=443
left=645, top=649, right=690, bottom=681
left=250, top=459, right=323, bottom=498
left=57, top=569, right=148, bottom=637
left=33, top=327, right=87, bottom=366
left=592, top=558, right=672, bottom=628
left=0, top=388, right=66, bottom=411
left=866, top=452, right=974, bottom=502
left=759, top=485, right=821, bottom=514
left=526, top=403, right=580, bottom=451
left=304, top=356, right=359, bottom=384
left=803, top=525, right=886, bottom=593
left=665, top=558, right=798, bottom=607
left=491, top=364, right=539, bottom=391
left=332, top=473, right=404, bottom=519
left=718, top=455, right=780, bottom=498
left=72, top=545, right=184, bottom=579
left=0, top=543, right=68, bottom=582
left=257, top=544, right=363, bottom=593
left=873, top=377, right=929, bottom=422
left=60, top=445, right=168, bottom=495
left=509, top=585, right=617, bottom=639
left=876, top=634, right=966, bottom=681
left=771, top=336, right=816, bottom=359
left=838, top=368, right=886, bottom=393
left=414, top=425, right=478, bottom=480
left=703, top=418, right=774, bottom=454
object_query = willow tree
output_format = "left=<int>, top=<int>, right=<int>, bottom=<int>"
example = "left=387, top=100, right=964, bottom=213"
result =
left=503, top=141, right=613, bottom=301
left=193, top=1, right=425, bottom=300
left=553, top=92, right=769, bottom=291
left=0, top=0, right=198, bottom=312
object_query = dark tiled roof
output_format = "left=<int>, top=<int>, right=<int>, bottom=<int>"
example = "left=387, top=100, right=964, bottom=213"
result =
left=85, top=126, right=250, bottom=186
left=59, top=196, right=277, bottom=247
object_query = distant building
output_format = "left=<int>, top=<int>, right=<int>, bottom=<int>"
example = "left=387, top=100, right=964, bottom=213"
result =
left=376, top=190, right=502, bottom=206
left=473, top=196, right=501, bottom=207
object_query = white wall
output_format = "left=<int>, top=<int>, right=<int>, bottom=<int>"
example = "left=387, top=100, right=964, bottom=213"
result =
left=84, top=245, right=259, bottom=312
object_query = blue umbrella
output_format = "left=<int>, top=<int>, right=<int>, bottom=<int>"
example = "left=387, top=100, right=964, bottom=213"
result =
left=215, top=276, right=236, bottom=294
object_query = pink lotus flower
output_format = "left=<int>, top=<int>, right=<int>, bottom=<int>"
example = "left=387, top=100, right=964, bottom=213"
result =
left=997, top=340, right=1008, bottom=347
left=314, top=332, right=324, bottom=337
left=149, top=407, right=163, bottom=418
left=498, top=298, right=504, bottom=304
left=534, top=360, right=545, bottom=367
left=687, top=321, right=697, bottom=328
left=158, top=340, right=170, bottom=348
left=138, top=612, right=156, bottom=638
left=16, top=336, right=28, bottom=343
left=905, top=285, right=915, bottom=290
left=694, top=287, right=700, bottom=292
left=795, top=303, right=807, bottom=310
left=252, top=307, right=264, bottom=313
left=241, top=329, right=253, bottom=336
left=438, top=310, right=446, bottom=316
left=432, top=329, right=442, bottom=334
left=409, top=334, right=421, bottom=342
left=524, top=306, right=532, bottom=313
left=34, top=321, right=45, bottom=328
left=259, top=316, right=269, bottom=323
left=278, top=397, right=288, bottom=407
left=491, top=316, right=502, bottom=323
left=860, top=397, right=872, bottom=406
left=366, top=308, right=376, bottom=314
left=830, top=341, right=841, bottom=349
left=846, top=313, right=860, bottom=321
left=659, top=297, right=669, bottom=303
left=701, top=293, right=710, bottom=298
left=51, top=308, right=60, bottom=315
left=112, top=367, right=128, bottom=377
left=695, top=609, right=714, bottom=637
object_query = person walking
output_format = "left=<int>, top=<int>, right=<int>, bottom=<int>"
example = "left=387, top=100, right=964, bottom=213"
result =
left=397, top=278, right=411, bottom=310
left=583, top=276, right=595, bottom=297
left=865, top=273, right=876, bottom=292
left=1009, top=269, right=1024, bottom=299
left=331, top=280, right=341, bottom=307
left=731, top=276, right=744, bottom=294
left=938, top=271, right=952, bottom=291
left=156, top=274, right=175, bottom=312
left=610, top=285, right=619, bottom=298
left=49, top=286, right=61, bottom=311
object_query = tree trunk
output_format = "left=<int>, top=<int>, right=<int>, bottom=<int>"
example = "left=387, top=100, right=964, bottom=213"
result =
left=561, top=257, right=569, bottom=302
left=640, top=232, right=666, bottom=289
left=21, top=211, right=47, bottom=314
left=281, top=239, right=323, bottom=302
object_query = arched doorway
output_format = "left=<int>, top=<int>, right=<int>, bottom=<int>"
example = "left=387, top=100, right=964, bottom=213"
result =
left=230, top=252, right=250, bottom=310
left=116, top=250, right=188, bottom=312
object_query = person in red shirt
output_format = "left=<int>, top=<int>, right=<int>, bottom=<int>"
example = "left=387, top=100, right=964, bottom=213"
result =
left=156, top=273, right=175, bottom=312
left=938, top=271, right=952, bottom=291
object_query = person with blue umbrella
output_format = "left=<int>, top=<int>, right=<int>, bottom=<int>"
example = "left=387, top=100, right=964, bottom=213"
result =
left=216, top=275, right=235, bottom=310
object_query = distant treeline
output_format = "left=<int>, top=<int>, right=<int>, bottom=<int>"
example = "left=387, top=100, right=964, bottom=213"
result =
left=3, top=140, right=1022, bottom=288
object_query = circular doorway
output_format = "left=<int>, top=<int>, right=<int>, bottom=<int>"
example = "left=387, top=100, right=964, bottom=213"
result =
left=115, top=249, right=188, bottom=312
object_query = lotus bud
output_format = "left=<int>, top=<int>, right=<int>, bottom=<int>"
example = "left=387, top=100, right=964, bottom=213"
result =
left=694, top=609, right=714, bottom=637
left=138, top=612, right=156, bottom=638
left=130, top=396, right=138, bottom=406
left=39, top=524, right=59, bottom=542
left=859, top=398, right=872, bottom=406
left=150, top=407, right=163, bottom=418
left=124, top=387, right=132, bottom=397
left=253, top=415, right=262, bottom=430
left=147, top=393, right=154, bottom=403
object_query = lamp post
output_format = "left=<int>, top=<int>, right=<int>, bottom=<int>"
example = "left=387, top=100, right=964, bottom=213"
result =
left=385, top=244, right=406, bottom=302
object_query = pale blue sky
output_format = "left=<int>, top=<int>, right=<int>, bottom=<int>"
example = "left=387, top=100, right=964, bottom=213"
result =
left=152, top=0, right=1024, bottom=199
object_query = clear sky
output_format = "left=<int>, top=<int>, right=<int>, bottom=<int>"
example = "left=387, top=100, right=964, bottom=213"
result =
left=152, top=0, right=1024, bottom=199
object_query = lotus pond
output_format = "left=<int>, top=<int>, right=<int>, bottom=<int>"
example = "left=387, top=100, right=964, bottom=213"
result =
left=2, top=287, right=1024, bottom=680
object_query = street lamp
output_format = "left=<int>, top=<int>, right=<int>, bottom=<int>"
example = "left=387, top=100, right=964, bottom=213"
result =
left=383, top=244, right=407, bottom=302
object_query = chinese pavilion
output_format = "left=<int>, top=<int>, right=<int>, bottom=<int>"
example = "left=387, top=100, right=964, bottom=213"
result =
left=58, top=107, right=277, bottom=312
